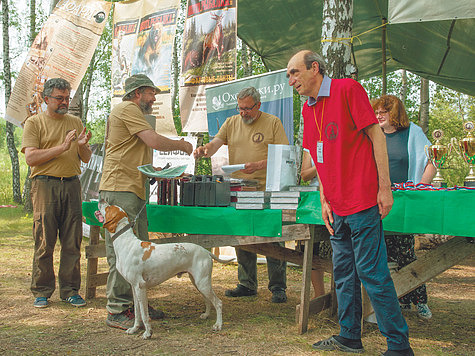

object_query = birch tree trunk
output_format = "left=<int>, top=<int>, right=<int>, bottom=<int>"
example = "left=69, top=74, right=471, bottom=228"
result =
left=321, top=0, right=355, bottom=79
left=242, top=43, right=253, bottom=77
left=172, top=30, right=179, bottom=118
left=23, top=0, right=38, bottom=212
left=2, top=0, right=22, bottom=204
left=419, top=77, right=430, bottom=134
left=81, top=51, right=96, bottom=125
left=399, top=69, right=407, bottom=102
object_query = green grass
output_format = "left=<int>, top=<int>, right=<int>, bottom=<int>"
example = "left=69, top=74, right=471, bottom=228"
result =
left=0, top=147, right=29, bottom=205
left=0, top=206, right=32, bottom=238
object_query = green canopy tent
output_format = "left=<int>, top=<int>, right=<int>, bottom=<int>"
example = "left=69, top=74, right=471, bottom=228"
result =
left=236, top=0, right=475, bottom=95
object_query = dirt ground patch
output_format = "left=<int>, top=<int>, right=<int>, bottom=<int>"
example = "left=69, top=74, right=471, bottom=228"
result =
left=0, top=233, right=473, bottom=355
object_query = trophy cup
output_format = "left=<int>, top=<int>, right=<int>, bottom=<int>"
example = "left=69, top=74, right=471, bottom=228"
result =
left=451, top=121, right=475, bottom=187
left=425, top=129, right=452, bottom=187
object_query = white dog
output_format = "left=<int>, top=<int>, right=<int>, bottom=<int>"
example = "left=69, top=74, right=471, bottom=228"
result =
left=96, top=200, right=231, bottom=339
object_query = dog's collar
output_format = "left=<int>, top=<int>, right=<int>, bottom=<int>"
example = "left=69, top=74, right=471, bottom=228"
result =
left=110, top=223, right=132, bottom=242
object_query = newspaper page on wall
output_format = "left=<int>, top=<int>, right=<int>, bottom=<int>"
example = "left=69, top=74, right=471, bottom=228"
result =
left=179, top=0, right=237, bottom=133
left=79, top=144, right=104, bottom=201
left=112, top=0, right=180, bottom=136
left=5, top=0, right=112, bottom=127
left=205, top=69, right=294, bottom=144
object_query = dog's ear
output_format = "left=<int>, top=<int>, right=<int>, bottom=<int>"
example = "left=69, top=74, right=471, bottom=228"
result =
left=103, top=205, right=128, bottom=233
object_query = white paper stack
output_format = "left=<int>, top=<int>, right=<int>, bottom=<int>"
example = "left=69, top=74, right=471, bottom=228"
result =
left=231, top=191, right=270, bottom=209
left=268, top=191, right=300, bottom=210
left=289, top=185, right=319, bottom=192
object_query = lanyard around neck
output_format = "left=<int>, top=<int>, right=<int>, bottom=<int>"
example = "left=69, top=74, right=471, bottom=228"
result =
left=312, top=98, right=325, bottom=141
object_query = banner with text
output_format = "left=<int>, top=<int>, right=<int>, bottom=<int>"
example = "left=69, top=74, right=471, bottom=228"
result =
left=112, top=0, right=180, bottom=136
left=205, top=69, right=294, bottom=144
left=5, top=0, right=111, bottom=127
left=179, top=0, right=237, bottom=133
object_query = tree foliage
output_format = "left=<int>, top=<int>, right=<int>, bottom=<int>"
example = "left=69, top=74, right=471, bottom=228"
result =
left=2, top=0, right=475, bottom=204
left=429, top=85, right=475, bottom=186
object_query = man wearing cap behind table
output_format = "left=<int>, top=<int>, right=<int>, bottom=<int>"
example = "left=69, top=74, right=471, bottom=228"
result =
left=22, top=77, right=92, bottom=309
left=99, top=74, right=193, bottom=330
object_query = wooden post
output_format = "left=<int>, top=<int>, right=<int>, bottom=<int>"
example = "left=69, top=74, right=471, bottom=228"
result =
left=297, top=225, right=314, bottom=334
left=85, top=225, right=101, bottom=299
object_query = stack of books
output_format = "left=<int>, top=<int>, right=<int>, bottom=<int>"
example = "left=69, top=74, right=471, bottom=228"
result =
left=231, top=191, right=269, bottom=209
left=288, top=185, right=319, bottom=192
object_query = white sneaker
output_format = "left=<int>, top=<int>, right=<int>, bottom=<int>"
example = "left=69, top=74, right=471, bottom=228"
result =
left=416, top=303, right=432, bottom=320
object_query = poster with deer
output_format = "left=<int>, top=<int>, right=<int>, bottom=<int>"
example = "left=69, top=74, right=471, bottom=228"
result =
left=112, top=0, right=181, bottom=137
left=179, top=0, right=237, bottom=133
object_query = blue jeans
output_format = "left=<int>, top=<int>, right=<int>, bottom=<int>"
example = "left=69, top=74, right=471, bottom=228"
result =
left=331, top=205, right=410, bottom=350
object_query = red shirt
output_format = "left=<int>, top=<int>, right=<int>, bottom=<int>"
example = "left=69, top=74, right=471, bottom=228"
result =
left=302, top=78, right=379, bottom=216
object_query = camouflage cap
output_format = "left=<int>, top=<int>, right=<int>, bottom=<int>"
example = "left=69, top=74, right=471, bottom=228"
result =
left=123, top=74, right=160, bottom=98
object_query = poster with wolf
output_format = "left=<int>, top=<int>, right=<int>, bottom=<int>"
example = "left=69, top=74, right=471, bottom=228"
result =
left=179, top=0, right=237, bottom=133
left=112, top=0, right=180, bottom=137
left=5, top=0, right=112, bottom=127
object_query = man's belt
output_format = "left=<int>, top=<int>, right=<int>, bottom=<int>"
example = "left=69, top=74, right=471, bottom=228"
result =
left=34, top=175, right=78, bottom=181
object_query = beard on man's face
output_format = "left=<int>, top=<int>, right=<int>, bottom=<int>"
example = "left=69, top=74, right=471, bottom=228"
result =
left=241, top=113, right=257, bottom=125
left=139, top=99, right=153, bottom=114
left=55, top=106, right=69, bottom=114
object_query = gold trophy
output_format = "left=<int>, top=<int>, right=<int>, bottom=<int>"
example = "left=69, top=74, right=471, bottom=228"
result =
left=425, top=129, right=452, bottom=187
left=451, top=121, right=475, bottom=187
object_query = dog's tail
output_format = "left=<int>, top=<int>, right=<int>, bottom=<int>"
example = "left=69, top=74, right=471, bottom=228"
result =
left=209, top=252, right=235, bottom=264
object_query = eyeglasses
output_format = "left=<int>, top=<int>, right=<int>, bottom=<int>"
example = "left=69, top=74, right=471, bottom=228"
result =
left=236, top=103, right=257, bottom=113
left=49, top=95, right=71, bottom=103
left=375, top=110, right=388, bottom=116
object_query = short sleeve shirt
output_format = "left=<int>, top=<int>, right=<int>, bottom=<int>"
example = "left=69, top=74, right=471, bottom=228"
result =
left=99, top=101, right=153, bottom=200
left=21, top=112, right=84, bottom=178
left=215, top=112, right=289, bottom=189
left=385, top=128, right=410, bottom=184
left=302, top=78, right=379, bottom=216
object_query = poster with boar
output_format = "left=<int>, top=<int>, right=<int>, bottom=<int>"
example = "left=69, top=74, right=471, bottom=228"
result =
left=112, top=0, right=180, bottom=136
left=179, top=0, right=237, bottom=133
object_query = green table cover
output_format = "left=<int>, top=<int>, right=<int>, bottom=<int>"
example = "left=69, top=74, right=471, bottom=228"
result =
left=83, top=190, right=475, bottom=238
left=296, top=191, right=475, bottom=237
left=82, top=202, right=283, bottom=237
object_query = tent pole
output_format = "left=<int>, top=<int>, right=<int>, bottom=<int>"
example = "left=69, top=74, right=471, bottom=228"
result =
left=382, top=18, right=387, bottom=95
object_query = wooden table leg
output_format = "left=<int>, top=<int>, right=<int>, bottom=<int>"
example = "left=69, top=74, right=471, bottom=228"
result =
left=86, top=225, right=100, bottom=299
left=297, top=225, right=314, bottom=334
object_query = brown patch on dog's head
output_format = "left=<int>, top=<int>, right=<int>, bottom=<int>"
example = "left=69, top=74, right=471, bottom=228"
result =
left=103, top=205, right=128, bottom=233
left=141, top=241, right=152, bottom=248
left=141, top=243, right=155, bottom=261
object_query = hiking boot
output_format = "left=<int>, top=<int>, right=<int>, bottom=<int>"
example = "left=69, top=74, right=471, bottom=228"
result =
left=312, top=335, right=364, bottom=353
left=225, top=284, right=257, bottom=297
left=34, top=297, right=48, bottom=308
left=63, top=294, right=86, bottom=307
left=416, top=303, right=432, bottom=320
left=271, top=289, right=287, bottom=303
left=147, top=305, right=165, bottom=320
left=106, top=309, right=135, bottom=330
left=382, top=347, right=414, bottom=356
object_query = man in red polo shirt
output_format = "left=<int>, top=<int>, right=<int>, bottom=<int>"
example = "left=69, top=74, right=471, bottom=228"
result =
left=287, top=50, right=413, bottom=356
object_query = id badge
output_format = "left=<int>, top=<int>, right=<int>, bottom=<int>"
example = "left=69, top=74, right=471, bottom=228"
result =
left=316, top=141, right=323, bottom=163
